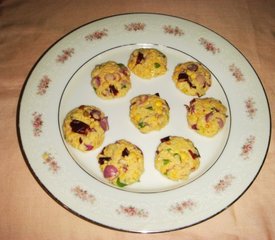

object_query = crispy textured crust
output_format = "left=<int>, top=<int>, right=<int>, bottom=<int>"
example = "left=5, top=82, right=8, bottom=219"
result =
left=186, top=97, right=227, bottom=137
left=172, top=61, right=211, bottom=96
left=155, top=136, right=200, bottom=181
left=63, top=105, right=109, bottom=151
left=129, top=93, right=170, bottom=133
left=97, top=139, right=144, bottom=187
left=127, top=48, right=167, bottom=79
left=91, top=61, right=131, bottom=99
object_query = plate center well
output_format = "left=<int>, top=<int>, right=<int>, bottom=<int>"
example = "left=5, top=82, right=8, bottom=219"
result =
left=58, top=44, right=231, bottom=193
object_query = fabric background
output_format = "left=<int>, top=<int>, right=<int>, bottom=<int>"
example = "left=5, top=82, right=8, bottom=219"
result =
left=1, top=0, right=274, bottom=239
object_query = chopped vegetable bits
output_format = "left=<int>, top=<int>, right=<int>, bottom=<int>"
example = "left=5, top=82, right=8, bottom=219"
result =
left=155, top=136, right=200, bottom=181
left=186, top=97, right=227, bottom=137
left=97, top=140, right=144, bottom=187
left=91, top=61, right=131, bottom=99
left=62, top=48, right=229, bottom=187
left=129, top=93, right=170, bottom=133
left=172, top=61, right=212, bottom=96
left=63, top=105, right=109, bottom=151
left=127, top=48, right=167, bottom=79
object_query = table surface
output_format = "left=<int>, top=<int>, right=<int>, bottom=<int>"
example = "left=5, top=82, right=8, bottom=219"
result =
left=1, top=0, right=275, bottom=239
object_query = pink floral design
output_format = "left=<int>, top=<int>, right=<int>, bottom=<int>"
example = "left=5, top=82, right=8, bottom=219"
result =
left=163, top=25, right=184, bottom=36
left=240, top=135, right=256, bottom=159
left=214, top=174, right=235, bottom=193
left=245, top=97, right=257, bottom=119
left=116, top=205, right=148, bottom=218
left=199, top=37, right=220, bottom=54
left=169, top=199, right=196, bottom=214
left=71, top=186, right=95, bottom=204
left=85, top=28, right=108, bottom=41
left=32, top=112, right=43, bottom=136
left=56, top=48, right=75, bottom=63
left=229, top=64, right=245, bottom=82
left=124, top=22, right=145, bottom=31
left=42, top=152, right=60, bottom=173
left=37, top=75, right=51, bottom=95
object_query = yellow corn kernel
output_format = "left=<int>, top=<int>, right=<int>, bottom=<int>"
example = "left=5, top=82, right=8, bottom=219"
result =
left=186, top=70, right=192, bottom=75
left=134, top=114, right=141, bottom=121
left=190, top=73, right=197, bottom=80
left=180, top=152, right=189, bottom=161
left=150, top=116, right=157, bottom=122
left=169, top=170, right=178, bottom=179
left=155, top=109, right=163, bottom=114
left=129, top=152, right=137, bottom=159
left=102, top=82, right=109, bottom=89
left=155, top=100, right=163, bottom=107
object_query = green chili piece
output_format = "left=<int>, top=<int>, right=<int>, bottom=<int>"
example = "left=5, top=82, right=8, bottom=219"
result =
left=118, top=63, right=125, bottom=68
left=154, top=62, right=161, bottom=68
left=173, top=153, right=182, bottom=161
left=146, top=106, right=153, bottom=110
left=138, top=121, right=146, bottom=128
left=116, top=178, right=127, bottom=187
left=163, top=159, right=171, bottom=165
left=166, top=148, right=172, bottom=152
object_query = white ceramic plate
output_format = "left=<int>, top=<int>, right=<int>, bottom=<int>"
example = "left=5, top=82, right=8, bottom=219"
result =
left=17, top=13, right=271, bottom=233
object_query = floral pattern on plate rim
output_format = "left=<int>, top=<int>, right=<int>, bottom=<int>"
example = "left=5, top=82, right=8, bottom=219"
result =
left=32, top=112, right=43, bottom=137
left=169, top=199, right=196, bottom=214
left=42, top=152, right=60, bottom=173
left=85, top=28, right=108, bottom=41
left=124, top=22, right=146, bottom=31
left=198, top=37, right=220, bottom=54
left=240, top=135, right=256, bottom=160
left=72, top=186, right=96, bottom=204
left=245, top=97, right=257, bottom=119
left=56, top=48, right=75, bottom=63
left=214, top=174, right=235, bottom=193
left=163, top=25, right=184, bottom=36
left=116, top=205, right=149, bottom=218
left=229, top=64, right=245, bottom=82
left=37, top=75, right=51, bottom=95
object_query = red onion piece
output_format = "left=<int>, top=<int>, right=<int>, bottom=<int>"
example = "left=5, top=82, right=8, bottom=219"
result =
left=103, top=165, right=118, bottom=179
left=190, top=98, right=196, bottom=105
left=136, top=52, right=144, bottom=64
left=178, top=72, right=189, bottom=81
left=85, top=144, right=94, bottom=151
left=70, top=120, right=90, bottom=135
left=100, top=116, right=109, bottom=131
left=92, top=76, right=101, bottom=87
left=139, top=95, right=149, bottom=104
left=109, top=85, right=118, bottom=96
left=120, top=67, right=129, bottom=76
left=205, top=111, right=214, bottom=122
left=189, top=104, right=195, bottom=113
left=184, top=104, right=190, bottom=112
left=160, top=136, right=170, bottom=143
left=187, top=63, right=198, bottom=71
left=188, top=149, right=200, bottom=159
left=90, top=109, right=101, bottom=120
left=191, top=124, right=198, bottom=130
left=217, top=118, right=224, bottom=128
left=196, top=74, right=206, bottom=86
